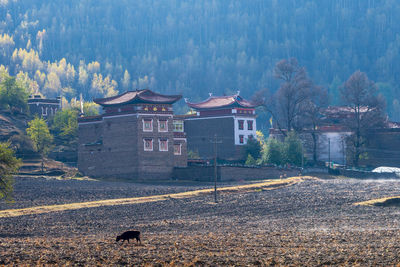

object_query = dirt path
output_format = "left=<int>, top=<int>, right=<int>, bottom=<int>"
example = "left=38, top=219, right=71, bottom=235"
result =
left=0, top=176, right=313, bottom=218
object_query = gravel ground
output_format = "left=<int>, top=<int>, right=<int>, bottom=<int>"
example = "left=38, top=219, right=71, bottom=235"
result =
left=1, top=176, right=400, bottom=265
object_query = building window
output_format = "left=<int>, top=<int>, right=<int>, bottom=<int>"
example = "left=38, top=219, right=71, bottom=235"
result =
left=238, top=120, right=244, bottom=130
left=158, top=120, right=168, bottom=132
left=143, top=119, right=153, bottom=132
left=159, top=139, right=168, bottom=151
left=248, top=135, right=254, bottom=140
left=173, top=120, right=184, bottom=132
left=239, top=135, right=244, bottom=144
left=174, top=144, right=182, bottom=155
left=247, top=120, right=253, bottom=130
left=41, top=107, right=47, bottom=116
left=143, top=138, right=153, bottom=151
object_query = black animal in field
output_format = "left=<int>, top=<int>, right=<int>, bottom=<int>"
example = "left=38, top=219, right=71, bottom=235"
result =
left=116, top=230, right=141, bottom=244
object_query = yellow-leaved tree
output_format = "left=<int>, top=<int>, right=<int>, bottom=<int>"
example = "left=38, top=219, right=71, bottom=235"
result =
left=26, top=117, right=53, bottom=172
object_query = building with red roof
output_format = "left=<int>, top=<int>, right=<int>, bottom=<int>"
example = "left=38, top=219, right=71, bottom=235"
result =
left=78, top=89, right=187, bottom=179
left=184, top=93, right=259, bottom=161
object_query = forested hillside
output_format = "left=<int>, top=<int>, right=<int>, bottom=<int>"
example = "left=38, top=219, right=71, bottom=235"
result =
left=1, top=0, right=400, bottom=119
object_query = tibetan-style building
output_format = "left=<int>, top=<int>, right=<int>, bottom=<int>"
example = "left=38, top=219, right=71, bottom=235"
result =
left=28, top=95, right=61, bottom=119
left=185, top=93, right=258, bottom=161
left=77, top=89, right=187, bottom=179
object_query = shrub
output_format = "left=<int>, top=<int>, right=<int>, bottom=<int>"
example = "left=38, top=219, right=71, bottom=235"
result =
left=284, top=131, right=303, bottom=166
left=263, top=138, right=285, bottom=166
left=245, top=154, right=256, bottom=166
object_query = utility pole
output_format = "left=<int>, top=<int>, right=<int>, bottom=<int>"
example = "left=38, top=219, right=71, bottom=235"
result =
left=301, top=142, right=304, bottom=169
left=328, top=138, right=331, bottom=169
left=342, top=137, right=345, bottom=166
left=210, top=134, right=222, bottom=203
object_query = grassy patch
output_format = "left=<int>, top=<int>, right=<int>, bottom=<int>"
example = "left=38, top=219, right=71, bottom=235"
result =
left=354, top=196, right=400, bottom=207
left=0, top=176, right=314, bottom=218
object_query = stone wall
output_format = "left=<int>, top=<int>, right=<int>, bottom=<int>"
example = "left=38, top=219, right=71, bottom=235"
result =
left=336, top=168, right=398, bottom=179
left=172, top=165, right=300, bottom=181
left=361, top=129, right=400, bottom=167
left=219, top=166, right=300, bottom=181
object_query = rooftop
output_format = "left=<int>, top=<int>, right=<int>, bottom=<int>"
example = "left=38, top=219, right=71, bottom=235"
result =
left=186, top=94, right=257, bottom=110
left=93, top=89, right=182, bottom=107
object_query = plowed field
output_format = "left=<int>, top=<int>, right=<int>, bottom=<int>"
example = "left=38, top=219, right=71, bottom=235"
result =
left=1, top=176, right=400, bottom=265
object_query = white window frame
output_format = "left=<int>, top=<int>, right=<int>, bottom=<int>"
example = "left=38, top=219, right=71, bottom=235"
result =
left=159, top=139, right=168, bottom=152
left=174, top=144, right=182, bottom=155
left=143, top=138, right=153, bottom=151
left=239, top=134, right=244, bottom=144
left=143, top=119, right=153, bottom=132
left=158, top=119, right=168, bottom=132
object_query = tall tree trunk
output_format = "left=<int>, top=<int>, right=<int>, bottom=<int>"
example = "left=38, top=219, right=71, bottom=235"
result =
left=312, top=132, right=317, bottom=164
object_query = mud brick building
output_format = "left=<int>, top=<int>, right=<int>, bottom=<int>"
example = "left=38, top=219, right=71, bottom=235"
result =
left=78, top=89, right=187, bottom=179
left=28, top=95, right=61, bottom=119
left=185, top=93, right=258, bottom=161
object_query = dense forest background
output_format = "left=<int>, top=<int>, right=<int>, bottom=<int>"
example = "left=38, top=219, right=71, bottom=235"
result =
left=1, top=0, right=400, bottom=121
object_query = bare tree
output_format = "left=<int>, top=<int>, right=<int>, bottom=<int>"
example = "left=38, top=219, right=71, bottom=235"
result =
left=301, top=86, right=328, bottom=164
left=274, top=58, right=315, bottom=133
left=340, top=71, right=386, bottom=167
left=253, top=58, right=315, bottom=136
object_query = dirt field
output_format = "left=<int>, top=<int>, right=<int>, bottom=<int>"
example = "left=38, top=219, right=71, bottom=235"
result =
left=1, top=176, right=400, bottom=266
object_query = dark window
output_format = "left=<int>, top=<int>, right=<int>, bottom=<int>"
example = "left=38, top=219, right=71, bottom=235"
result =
left=247, top=120, right=253, bottom=130
left=239, top=135, right=244, bottom=144
left=238, top=120, right=244, bottom=130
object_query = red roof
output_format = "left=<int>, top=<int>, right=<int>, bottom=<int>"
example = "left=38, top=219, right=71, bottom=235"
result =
left=186, top=95, right=257, bottom=110
left=94, top=89, right=182, bottom=107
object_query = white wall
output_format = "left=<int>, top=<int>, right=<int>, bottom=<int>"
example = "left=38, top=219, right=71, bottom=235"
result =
left=234, top=117, right=257, bottom=145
